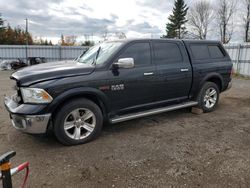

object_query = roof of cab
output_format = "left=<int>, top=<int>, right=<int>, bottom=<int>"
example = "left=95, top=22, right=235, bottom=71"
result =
left=107, top=38, right=221, bottom=44
left=182, top=39, right=222, bottom=45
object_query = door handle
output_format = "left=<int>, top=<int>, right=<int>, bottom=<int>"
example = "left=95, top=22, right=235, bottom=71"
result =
left=180, top=68, right=189, bottom=72
left=144, top=72, right=154, bottom=76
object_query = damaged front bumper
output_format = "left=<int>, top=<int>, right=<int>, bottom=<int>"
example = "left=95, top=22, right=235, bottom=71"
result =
left=4, top=95, right=51, bottom=134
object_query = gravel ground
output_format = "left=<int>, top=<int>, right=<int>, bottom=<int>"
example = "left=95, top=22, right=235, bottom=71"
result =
left=0, top=70, right=250, bottom=188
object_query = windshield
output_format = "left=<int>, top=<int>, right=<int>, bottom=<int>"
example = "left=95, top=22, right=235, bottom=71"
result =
left=77, top=42, right=123, bottom=65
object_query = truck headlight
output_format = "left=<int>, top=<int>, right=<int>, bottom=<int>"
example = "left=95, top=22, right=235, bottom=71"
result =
left=20, top=88, right=53, bottom=104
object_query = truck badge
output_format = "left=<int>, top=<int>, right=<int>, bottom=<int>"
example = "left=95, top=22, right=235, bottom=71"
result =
left=111, top=84, right=124, bottom=91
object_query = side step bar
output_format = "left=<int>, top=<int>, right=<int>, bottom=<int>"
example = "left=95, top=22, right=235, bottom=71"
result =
left=111, top=101, right=198, bottom=124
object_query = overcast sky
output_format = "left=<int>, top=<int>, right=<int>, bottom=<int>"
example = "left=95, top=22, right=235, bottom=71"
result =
left=0, top=0, right=245, bottom=44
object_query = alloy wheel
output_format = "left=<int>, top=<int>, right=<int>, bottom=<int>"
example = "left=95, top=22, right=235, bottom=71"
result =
left=64, top=108, right=96, bottom=140
left=203, top=87, right=218, bottom=109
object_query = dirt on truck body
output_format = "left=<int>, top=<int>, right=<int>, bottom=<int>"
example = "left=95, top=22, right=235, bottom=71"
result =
left=1, top=71, right=250, bottom=187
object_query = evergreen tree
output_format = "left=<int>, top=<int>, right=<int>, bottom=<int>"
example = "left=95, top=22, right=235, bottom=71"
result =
left=164, top=0, right=188, bottom=39
left=60, top=34, right=65, bottom=45
left=0, top=13, right=4, bottom=30
left=44, top=39, right=48, bottom=45
left=0, top=13, right=5, bottom=44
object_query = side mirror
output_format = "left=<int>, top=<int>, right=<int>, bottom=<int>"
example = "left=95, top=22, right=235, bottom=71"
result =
left=113, top=58, right=134, bottom=69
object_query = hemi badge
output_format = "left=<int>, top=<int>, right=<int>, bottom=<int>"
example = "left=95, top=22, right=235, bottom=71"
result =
left=99, top=86, right=110, bottom=91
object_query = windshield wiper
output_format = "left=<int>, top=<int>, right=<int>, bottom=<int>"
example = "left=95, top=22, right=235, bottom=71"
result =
left=76, top=48, right=89, bottom=62
left=92, top=47, right=101, bottom=66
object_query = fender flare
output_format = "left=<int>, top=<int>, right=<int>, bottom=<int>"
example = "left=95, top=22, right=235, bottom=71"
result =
left=46, top=87, right=110, bottom=115
left=199, top=73, right=224, bottom=91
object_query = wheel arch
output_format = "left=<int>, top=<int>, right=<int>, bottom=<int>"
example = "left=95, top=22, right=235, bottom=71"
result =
left=192, top=73, right=224, bottom=101
left=200, top=73, right=224, bottom=92
left=47, top=87, right=109, bottom=121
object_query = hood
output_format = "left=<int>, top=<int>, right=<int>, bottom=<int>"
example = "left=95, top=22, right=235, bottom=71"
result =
left=11, top=60, right=95, bottom=86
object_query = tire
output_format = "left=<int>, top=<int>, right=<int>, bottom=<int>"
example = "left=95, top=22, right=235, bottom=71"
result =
left=53, top=98, right=103, bottom=145
left=197, top=82, right=220, bottom=113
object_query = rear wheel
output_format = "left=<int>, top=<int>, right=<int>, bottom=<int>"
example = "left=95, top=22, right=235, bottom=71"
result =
left=197, top=82, right=220, bottom=112
left=54, top=99, right=103, bottom=145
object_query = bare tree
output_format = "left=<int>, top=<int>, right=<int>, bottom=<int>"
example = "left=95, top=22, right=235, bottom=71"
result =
left=102, top=29, right=108, bottom=41
left=188, top=0, right=214, bottom=39
left=243, top=0, right=250, bottom=42
left=217, top=0, right=236, bottom=44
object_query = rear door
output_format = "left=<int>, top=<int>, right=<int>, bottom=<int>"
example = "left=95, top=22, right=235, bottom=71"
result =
left=152, top=41, right=192, bottom=102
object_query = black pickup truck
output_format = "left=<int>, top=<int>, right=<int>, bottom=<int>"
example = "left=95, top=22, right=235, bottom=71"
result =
left=4, top=39, right=233, bottom=145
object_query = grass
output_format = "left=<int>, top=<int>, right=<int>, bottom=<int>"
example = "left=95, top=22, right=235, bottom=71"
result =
left=233, top=73, right=250, bottom=80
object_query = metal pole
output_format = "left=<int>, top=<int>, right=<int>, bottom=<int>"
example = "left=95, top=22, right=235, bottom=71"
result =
left=236, top=44, right=241, bottom=73
left=1, top=164, right=13, bottom=188
left=59, top=45, right=62, bottom=61
left=25, top=18, right=28, bottom=65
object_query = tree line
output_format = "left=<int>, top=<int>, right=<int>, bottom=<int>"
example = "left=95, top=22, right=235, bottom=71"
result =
left=164, top=0, right=250, bottom=44
left=0, top=15, right=32, bottom=45
left=0, top=14, right=54, bottom=45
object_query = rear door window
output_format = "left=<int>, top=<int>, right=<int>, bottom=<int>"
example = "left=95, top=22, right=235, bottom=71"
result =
left=153, top=42, right=182, bottom=64
left=190, top=45, right=210, bottom=60
left=208, top=45, right=225, bottom=59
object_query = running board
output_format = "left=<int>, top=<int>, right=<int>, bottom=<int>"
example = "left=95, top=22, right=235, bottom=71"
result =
left=111, top=101, right=198, bottom=124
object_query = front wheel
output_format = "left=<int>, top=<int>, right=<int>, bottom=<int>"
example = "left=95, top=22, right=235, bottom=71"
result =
left=197, top=82, right=220, bottom=113
left=53, top=99, right=103, bottom=145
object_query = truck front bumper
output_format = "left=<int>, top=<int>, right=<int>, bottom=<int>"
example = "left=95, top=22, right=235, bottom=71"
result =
left=4, top=95, right=51, bottom=134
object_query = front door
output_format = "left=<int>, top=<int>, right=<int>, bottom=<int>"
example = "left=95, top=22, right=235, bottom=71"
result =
left=106, top=42, right=157, bottom=113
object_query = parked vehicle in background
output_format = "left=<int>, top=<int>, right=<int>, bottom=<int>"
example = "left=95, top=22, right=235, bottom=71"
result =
left=28, top=57, right=46, bottom=66
left=0, top=59, right=27, bottom=70
left=0, top=57, right=47, bottom=70
left=11, top=59, right=27, bottom=70
left=4, top=39, right=233, bottom=145
left=0, top=60, right=12, bottom=70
